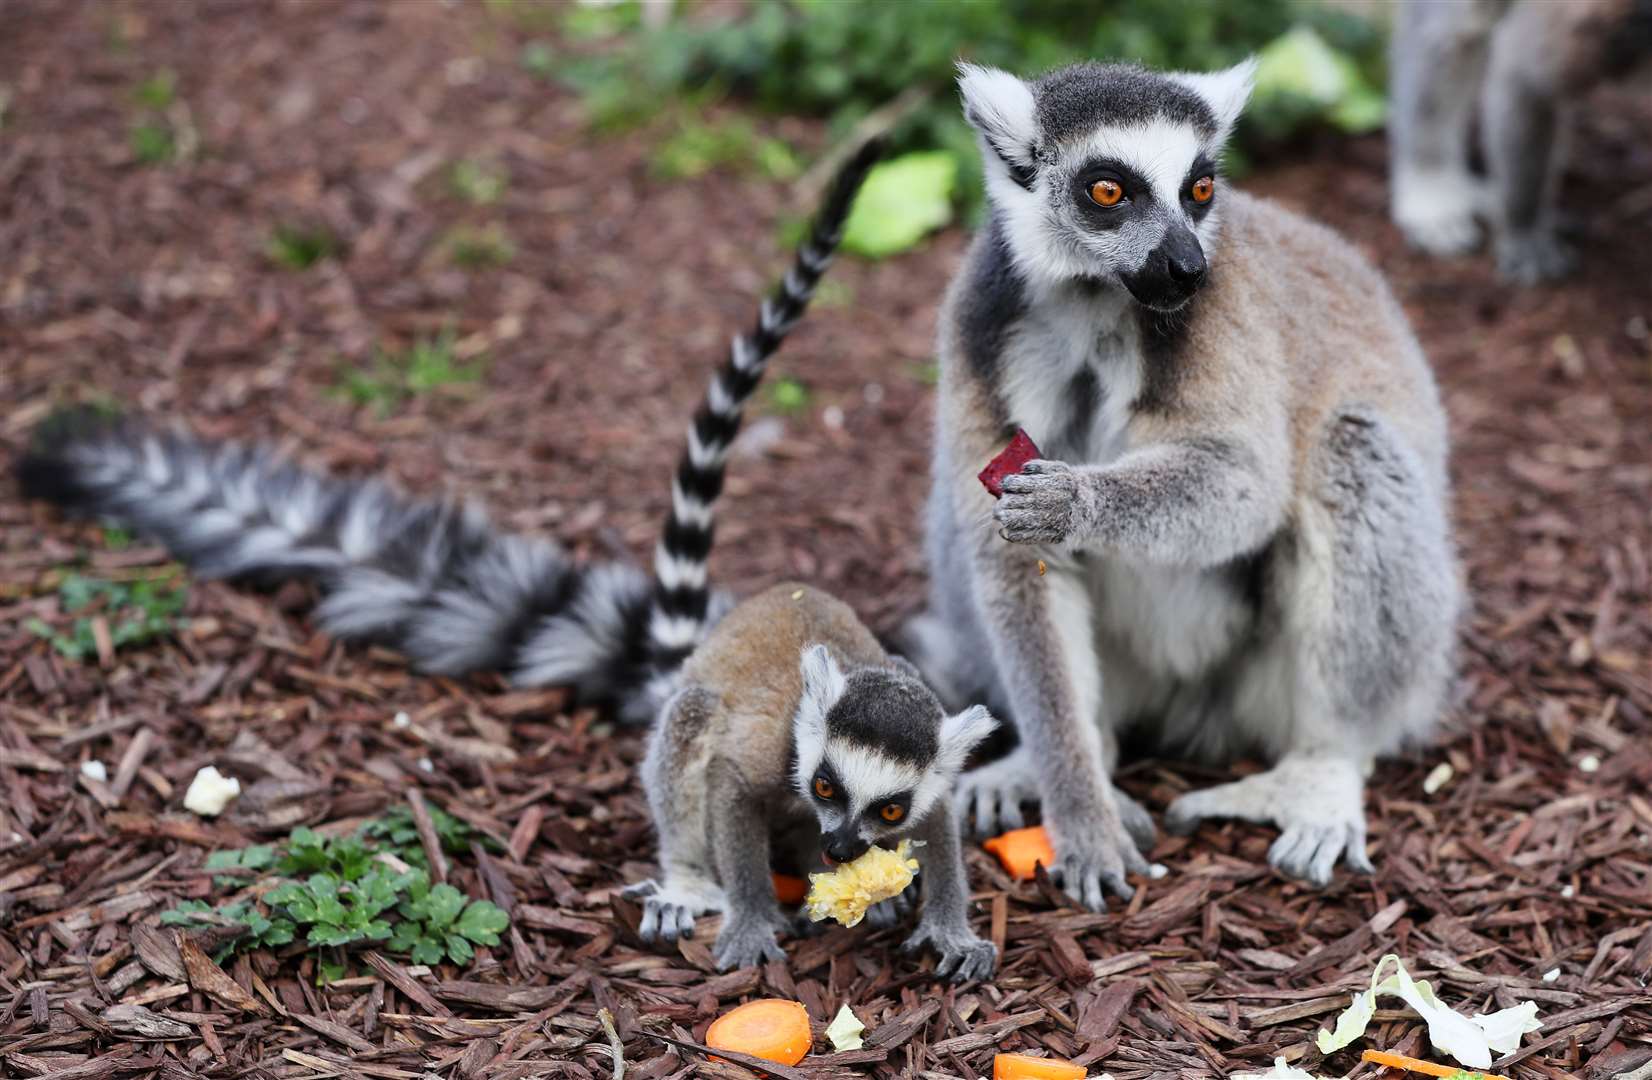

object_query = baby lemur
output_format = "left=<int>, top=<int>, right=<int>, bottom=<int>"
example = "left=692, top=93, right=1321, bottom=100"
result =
left=1390, top=0, right=1652, bottom=282
left=633, top=586, right=998, bottom=978
left=901, top=59, right=1462, bottom=909
left=19, top=140, right=999, bottom=979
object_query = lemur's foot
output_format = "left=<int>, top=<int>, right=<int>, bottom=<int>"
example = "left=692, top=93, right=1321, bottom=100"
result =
left=1046, top=803, right=1151, bottom=911
left=712, top=911, right=789, bottom=971
left=1393, top=169, right=1484, bottom=256
left=1115, top=789, right=1157, bottom=854
left=1166, top=756, right=1373, bottom=887
left=961, top=747, right=1156, bottom=855
left=1495, top=228, right=1576, bottom=285
left=632, top=878, right=724, bottom=946
left=865, top=881, right=918, bottom=931
left=960, top=747, right=1039, bottom=838
left=902, top=921, right=998, bottom=983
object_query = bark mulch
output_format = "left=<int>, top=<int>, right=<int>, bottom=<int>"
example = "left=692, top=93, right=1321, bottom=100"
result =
left=1, top=3, right=1649, bottom=1078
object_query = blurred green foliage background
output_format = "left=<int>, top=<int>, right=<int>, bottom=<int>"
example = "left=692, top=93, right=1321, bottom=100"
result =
left=509, top=0, right=1389, bottom=254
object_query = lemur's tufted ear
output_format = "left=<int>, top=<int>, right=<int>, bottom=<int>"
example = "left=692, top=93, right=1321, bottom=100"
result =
left=935, top=704, right=998, bottom=778
left=1170, top=57, right=1258, bottom=141
left=957, top=62, right=1039, bottom=189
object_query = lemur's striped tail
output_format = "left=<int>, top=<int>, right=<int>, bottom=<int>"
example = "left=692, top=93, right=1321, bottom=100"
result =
left=16, top=139, right=882, bottom=724
left=645, top=136, right=885, bottom=672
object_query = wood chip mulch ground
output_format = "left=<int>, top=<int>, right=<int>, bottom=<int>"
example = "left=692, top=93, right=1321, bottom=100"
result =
left=2, top=3, right=1649, bottom=1078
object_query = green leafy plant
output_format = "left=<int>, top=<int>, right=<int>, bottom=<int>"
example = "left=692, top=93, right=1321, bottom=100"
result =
left=160, top=817, right=508, bottom=974
left=651, top=115, right=799, bottom=180
left=449, top=159, right=508, bottom=206
left=560, top=0, right=1386, bottom=226
left=839, top=151, right=956, bottom=258
left=27, top=572, right=186, bottom=661
left=267, top=225, right=338, bottom=271
left=360, top=805, right=484, bottom=868
left=334, top=330, right=486, bottom=417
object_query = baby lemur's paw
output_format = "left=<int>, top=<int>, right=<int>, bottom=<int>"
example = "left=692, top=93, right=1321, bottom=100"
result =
left=712, top=913, right=788, bottom=971
left=865, top=881, right=918, bottom=931
left=635, top=881, right=722, bottom=947
left=902, top=923, right=998, bottom=983
left=995, top=461, right=1077, bottom=545
left=1495, top=228, right=1576, bottom=285
left=1166, top=756, right=1373, bottom=888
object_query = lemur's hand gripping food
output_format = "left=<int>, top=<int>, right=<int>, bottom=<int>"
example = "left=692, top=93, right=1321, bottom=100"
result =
left=804, top=841, right=919, bottom=927
left=977, top=428, right=1042, bottom=498
left=705, top=999, right=812, bottom=1067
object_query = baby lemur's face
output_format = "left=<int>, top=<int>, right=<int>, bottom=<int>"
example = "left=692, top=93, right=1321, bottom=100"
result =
left=791, top=645, right=995, bottom=865
left=958, top=59, right=1257, bottom=311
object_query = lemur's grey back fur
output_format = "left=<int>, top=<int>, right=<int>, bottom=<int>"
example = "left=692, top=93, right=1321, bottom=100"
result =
left=16, top=139, right=884, bottom=723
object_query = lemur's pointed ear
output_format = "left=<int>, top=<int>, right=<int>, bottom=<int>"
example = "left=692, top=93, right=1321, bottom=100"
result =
left=935, top=704, right=997, bottom=776
left=793, top=644, right=845, bottom=786
left=798, top=644, right=846, bottom=723
left=1171, top=57, right=1257, bottom=140
left=957, top=62, right=1039, bottom=189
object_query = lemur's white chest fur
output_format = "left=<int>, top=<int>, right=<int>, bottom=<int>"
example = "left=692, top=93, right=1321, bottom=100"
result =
left=1004, top=285, right=1254, bottom=687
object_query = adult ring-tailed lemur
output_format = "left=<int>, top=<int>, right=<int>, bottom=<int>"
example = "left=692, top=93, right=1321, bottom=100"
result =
left=899, top=59, right=1462, bottom=910
left=1389, top=0, right=1652, bottom=283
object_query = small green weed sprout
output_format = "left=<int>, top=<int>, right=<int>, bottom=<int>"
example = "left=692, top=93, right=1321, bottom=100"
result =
left=449, top=159, right=508, bottom=206
left=447, top=225, right=515, bottom=268
left=334, top=330, right=487, bottom=417
left=267, top=225, right=338, bottom=271
left=27, top=571, right=186, bottom=661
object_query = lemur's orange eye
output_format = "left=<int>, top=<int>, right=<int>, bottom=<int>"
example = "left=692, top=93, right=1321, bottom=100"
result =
left=1088, top=179, right=1124, bottom=207
left=1190, top=176, right=1215, bottom=204
left=880, top=803, right=905, bottom=823
left=813, top=777, right=834, bottom=800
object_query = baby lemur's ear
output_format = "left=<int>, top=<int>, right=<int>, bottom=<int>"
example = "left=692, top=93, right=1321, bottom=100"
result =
left=797, top=644, right=845, bottom=726
left=935, top=704, right=998, bottom=777
left=957, top=62, right=1039, bottom=189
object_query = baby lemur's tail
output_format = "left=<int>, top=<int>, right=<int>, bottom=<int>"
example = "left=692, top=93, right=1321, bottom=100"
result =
left=16, top=139, right=882, bottom=723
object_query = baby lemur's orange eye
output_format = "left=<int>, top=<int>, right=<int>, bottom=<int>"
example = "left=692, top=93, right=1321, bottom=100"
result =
left=1088, top=179, right=1124, bottom=207
left=1190, top=176, right=1215, bottom=204
left=813, top=776, right=834, bottom=800
left=880, top=803, right=905, bottom=823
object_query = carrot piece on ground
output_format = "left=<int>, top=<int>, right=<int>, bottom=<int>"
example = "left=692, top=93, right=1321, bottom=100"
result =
left=983, top=825, right=1056, bottom=881
left=1360, top=1049, right=1511, bottom=1080
left=993, top=1051, right=1087, bottom=1080
left=772, top=873, right=808, bottom=907
left=706, top=999, right=812, bottom=1067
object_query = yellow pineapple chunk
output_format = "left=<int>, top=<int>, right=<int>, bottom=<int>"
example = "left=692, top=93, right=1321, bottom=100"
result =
left=804, top=841, right=920, bottom=927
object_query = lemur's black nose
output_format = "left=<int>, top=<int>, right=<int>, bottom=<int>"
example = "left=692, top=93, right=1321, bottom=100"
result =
left=822, top=831, right=869, bottom=865
left=1166, top=237, right=1208, bottom=288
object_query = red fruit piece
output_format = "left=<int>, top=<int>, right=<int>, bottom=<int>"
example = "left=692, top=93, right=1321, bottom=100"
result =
left=978, top=428, right=1042, bottom=498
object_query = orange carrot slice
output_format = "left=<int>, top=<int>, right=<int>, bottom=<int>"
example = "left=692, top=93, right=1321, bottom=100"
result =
left=772, top=873, right=808, bottom=907
left=993, top=1051, right=1086, bottom=1080
left=706, top=999, right=812, bottom=1067
left=1361, top=1049, right=1512, bottom=1080
left=983, top=825, right=1056, bottom=881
